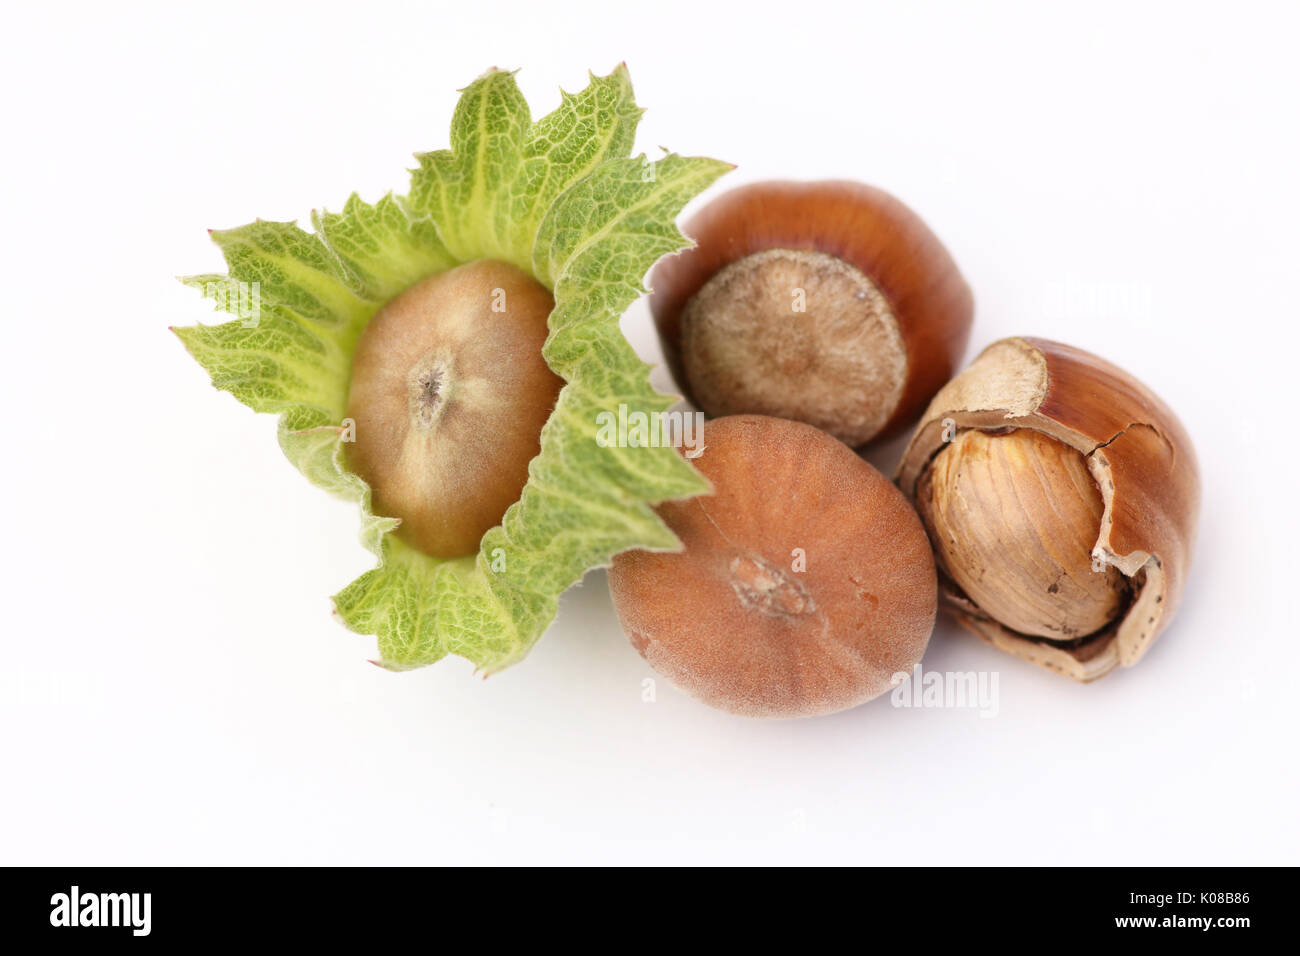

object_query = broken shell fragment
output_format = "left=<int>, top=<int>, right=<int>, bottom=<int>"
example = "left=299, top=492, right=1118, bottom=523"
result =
left=896, top=337, right=1200, bottom=682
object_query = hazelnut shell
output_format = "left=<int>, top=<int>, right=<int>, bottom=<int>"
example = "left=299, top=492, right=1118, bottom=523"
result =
left=649, top=180, right=974, bottom=444
left=609, top=414, right=937, bottom=718
left=896, top=337, right=1200, bottom=681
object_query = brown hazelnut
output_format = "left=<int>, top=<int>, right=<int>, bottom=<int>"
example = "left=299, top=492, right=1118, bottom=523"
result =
left=649, top=180, right=974, bottom=447
left=345, top=259, right=563, bottom=558
left=609, top=414, right=937, bottom=718
left=897, top=337, right=1201, bottom=681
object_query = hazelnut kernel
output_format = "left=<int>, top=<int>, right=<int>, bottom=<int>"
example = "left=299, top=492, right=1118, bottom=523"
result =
left=917, top=427, right=1129, bottom=641
left=345, top=259, right=563, bottom=558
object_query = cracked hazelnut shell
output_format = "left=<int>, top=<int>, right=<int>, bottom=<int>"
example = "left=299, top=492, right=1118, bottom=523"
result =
left=896, top=337, right=1200, bottom=681
left=345, top=259, right=563, bottom=558
left=609, top=414, right=937, bottom=718
left=649, top=180, right=974, bottom=447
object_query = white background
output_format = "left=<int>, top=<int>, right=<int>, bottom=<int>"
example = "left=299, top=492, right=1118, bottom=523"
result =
left=2, top=0, right=1296, bottom=865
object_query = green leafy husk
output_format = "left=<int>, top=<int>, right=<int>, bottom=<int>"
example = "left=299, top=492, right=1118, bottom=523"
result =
left=175, top=66, right=730, bottom=673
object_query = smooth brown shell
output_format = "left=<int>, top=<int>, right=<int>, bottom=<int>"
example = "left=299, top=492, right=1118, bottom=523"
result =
left=896, top=337, right=1201, bottom=681
left=609, top=414, right=937, bottom=718
left=649, top=180, right=974, bottom=444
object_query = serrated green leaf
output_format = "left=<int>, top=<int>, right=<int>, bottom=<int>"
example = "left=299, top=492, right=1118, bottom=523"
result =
left=172, top=312, right=346, bottom=424
left=176, top=65, right=730, bottom=674
left=208, top=220, right=376, bottom=326
left=408, top=69, right=532, bottom=267
left=311, top=193, right=456, bottom=302
left=504, top=64, right=643, bottom=255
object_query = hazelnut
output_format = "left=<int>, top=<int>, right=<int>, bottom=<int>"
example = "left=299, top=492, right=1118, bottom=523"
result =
left=345, top=259, right=563, bottom=558
left=649, top=180, right=974, bottom=447
left=897, top=337, right=1201, bottom=681
left=608, top=414, right=937, bottom=718
left=918, top=428, right=1129, bottom=640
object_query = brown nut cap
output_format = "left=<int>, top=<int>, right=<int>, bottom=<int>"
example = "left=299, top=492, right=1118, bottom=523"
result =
left=345, top=259, right=563, bottom=558
left=897, top=337, right=1201, bottom=682
left=609, top=414, right=937, bottom=718
left=649, top=180, right=974, bottom=447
